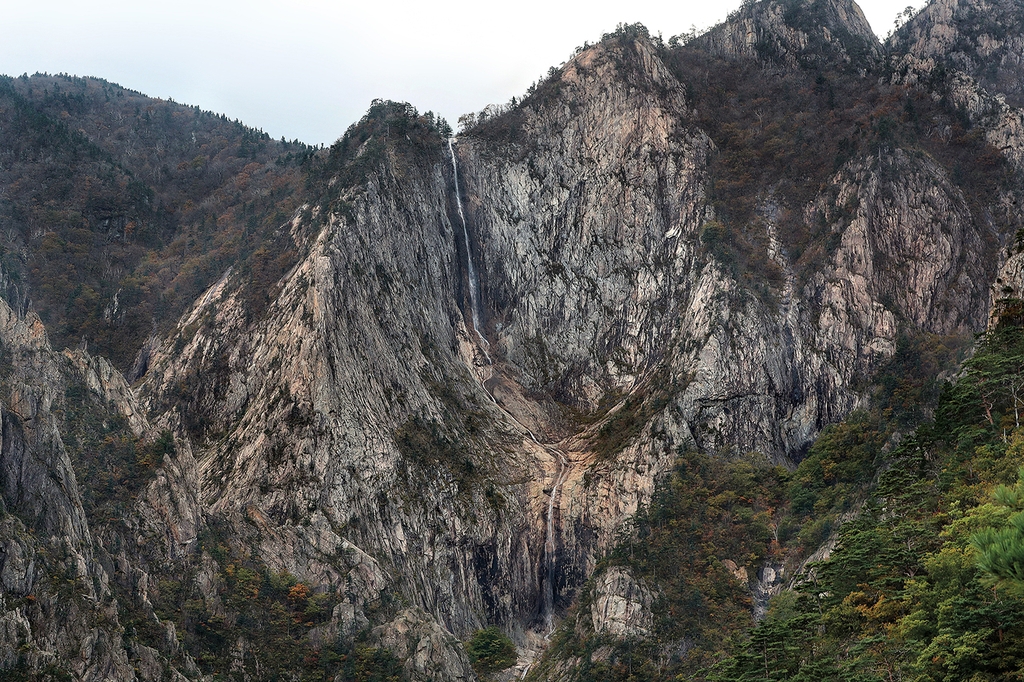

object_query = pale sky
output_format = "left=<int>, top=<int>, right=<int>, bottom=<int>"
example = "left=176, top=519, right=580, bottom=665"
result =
left=2, top=0, right=920, bottom=146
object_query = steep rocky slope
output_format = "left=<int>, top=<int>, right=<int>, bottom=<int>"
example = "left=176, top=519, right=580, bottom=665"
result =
left=455, top=3, right=1017, bottom=612
left=0, top=295, right=158, bottom=680
left=523, top=0, right=1024, bottom=677
left=891, top=0, right=1024, bottom=107
left=694, top=0, right=879, bottom=68
left=3, top=0, right=1024, bottom=680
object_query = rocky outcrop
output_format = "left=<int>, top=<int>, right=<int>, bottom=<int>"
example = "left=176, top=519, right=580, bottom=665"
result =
left=590, top=567, right=655, bottom=638
left=694, top=0, right=879, bottom=69
left=63, top=348, right=149, bottom=435
left=891, top=0, right=1024, bottom=107
left=890, top=0, right=1024, bottom=176
left=752, top=562, right=786, bottom=620
left=0, top=304, right=90, bottom=546
left=373, top=608, right=477, bottom=682
left=0, top=299, right=142, bottom=680
left=990, top=248, right=1024, bottom=326
left=456, top=36, right=709, bottom=412
left=806, top=148, right=992, bottom=359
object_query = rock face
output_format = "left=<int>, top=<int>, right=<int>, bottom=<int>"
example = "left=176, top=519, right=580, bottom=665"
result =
left=451, top=7, right=1007, bottom=600
left=0, top=298, right=140, bottom=680
left=695, top=0, right=879, bottom=68
left=990, top=248, right=1024, bottom=327
left=373, top=608, right=477, bottom=682
left=4, top=0, right=1024, bottom=679
left=892, top=0, right=1024, bottom=107
left=590, top=567, right=655, bottom=638
left=806, top=148, right=992, bottom=362
left=891, top=0, right=1024, bottom=175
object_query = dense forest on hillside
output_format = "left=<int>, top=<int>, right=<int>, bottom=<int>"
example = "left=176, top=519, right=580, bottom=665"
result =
left=0, top=74, right=314, bottom=370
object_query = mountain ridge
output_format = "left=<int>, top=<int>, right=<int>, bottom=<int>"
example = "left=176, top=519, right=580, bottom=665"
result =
left=4, top=0, right=1024, bottom=679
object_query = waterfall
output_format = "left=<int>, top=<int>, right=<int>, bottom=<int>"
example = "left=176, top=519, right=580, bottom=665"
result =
left=543, top=448, right=569, bottom=636
left=448, top=138, right=490, bottom=361
left=448, top=138, right=565, bottom=640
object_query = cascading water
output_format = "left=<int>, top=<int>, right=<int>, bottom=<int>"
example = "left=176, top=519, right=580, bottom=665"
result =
left=448, top=137, right=565, bottom=650
left=448, top=138, right=490, bottom=362
left=543, top=448, right=568, bottom=636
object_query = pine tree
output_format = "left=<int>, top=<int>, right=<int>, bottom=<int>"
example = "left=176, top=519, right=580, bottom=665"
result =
left=973, top=468, right=1024, bottom=595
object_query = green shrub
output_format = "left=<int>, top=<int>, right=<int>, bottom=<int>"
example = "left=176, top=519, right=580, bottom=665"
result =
left=466, top=627, right=517, bottom=676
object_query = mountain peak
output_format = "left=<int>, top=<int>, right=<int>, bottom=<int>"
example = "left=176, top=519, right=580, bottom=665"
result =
left=693, top=0, right=880, bottom=70
left=889, top=0, right=1024, bottom=106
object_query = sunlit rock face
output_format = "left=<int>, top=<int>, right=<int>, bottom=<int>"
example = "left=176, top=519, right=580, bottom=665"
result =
left=590, top=567, right=655, bottom=638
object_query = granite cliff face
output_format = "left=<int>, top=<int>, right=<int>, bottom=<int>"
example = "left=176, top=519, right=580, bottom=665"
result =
left=0, top=297, right=147, bottom=680
left=891, top=0, right=1024, bottom=107
left=694, top=0, right=879, bottom=68
left=3, top=0, right=1024, bottom=679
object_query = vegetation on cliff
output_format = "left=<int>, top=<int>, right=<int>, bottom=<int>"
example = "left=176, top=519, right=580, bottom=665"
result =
left=6, top=1, right=1024, bottom=680
left=531, top=315, right=1024, bottom=681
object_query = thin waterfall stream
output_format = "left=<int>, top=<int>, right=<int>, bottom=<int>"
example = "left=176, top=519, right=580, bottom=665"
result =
left=448, top=138, right=490, bottom=363
left=543, top=449, right=568, bottom=636
left=448, top=138, right=565, bottom=642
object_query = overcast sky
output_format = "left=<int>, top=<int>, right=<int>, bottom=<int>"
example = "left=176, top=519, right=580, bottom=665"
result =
left=2, top=0, right=920, bottom=145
